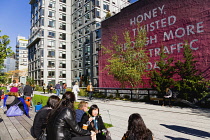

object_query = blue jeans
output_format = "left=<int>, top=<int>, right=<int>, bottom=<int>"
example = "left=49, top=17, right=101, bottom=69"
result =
left=56, top=89, right=61, bottom=96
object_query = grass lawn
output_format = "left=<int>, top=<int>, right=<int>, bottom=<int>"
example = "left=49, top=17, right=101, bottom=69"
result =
left=32, top=94, right=113, bottom=128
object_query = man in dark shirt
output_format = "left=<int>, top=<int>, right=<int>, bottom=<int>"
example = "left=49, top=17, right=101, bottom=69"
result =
left=24, top=82, right=33, bottom=107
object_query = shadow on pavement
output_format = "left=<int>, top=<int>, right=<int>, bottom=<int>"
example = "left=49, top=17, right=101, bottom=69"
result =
left=160, top=124, right=210, bottom=139
left=190, top=108, right=210, bottom=118
left=0, top=118, right=3, bottom=122
left=165, top=135, right=190, bottom=140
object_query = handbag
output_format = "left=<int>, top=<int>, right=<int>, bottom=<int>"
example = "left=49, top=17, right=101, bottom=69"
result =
left=105, top=130, right=112, bottom=140
left=102, top=129, right=112, bottom=140
left=6, top=101, right=23, bottom=117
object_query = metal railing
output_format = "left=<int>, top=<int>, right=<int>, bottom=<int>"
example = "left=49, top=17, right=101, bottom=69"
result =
left=72, top=87, right=158, bottom=101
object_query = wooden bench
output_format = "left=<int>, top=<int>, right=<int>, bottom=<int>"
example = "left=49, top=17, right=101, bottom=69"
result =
left=0, top=108, right=36, bottom=140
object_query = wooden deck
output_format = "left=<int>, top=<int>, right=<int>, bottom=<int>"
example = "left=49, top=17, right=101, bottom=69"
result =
left=0, top=107, right=36, bottom=140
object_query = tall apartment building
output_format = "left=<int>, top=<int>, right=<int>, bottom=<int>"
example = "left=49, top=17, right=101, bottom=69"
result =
left=0, top=55, right=16, bottom=73
left=28, top=0, right=129, bottom=87
left=16, top=36, right=28, bottom=72
left=71, top=0, right=130, bottom=86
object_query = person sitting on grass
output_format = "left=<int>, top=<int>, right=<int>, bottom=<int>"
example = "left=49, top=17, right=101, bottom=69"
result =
left=46, top=91, right=94, bottom=140
left=76, top=101, right=89, bottom=125
left=31, top=95, right=60, bottom=139
left=80, top=104, right=107, bottom=140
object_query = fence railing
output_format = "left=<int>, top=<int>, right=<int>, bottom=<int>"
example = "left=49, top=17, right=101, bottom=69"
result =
left=74, top=87, right=158, bottom=101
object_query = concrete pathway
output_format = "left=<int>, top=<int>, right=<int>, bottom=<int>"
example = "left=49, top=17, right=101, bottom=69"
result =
left=34, top=91, right=210, bottom=140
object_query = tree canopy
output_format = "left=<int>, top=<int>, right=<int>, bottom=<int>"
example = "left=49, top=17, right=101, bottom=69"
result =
left=150, top=43, right=209, bottom=101
left=103, top=28, right=149, bottom=88
left=150, top=47, right=176, bottom=96
left=0, top=30, right=14, bottom=69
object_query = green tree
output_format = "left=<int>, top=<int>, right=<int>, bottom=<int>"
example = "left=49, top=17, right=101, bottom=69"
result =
left=150, top=48, right=176, bottom=96
left=0, top=72, right=7, bottom=83
left=0, top=30, right=14, bottom=69
left=27, top=77, right=35, bottom=86
left=174, top=44, right=209, bottom=101
left=103, top=28, right=149, bottom=88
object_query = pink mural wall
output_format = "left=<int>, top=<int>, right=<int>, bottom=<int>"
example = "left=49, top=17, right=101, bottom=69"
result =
left=99, top=0, right=210, bottom=88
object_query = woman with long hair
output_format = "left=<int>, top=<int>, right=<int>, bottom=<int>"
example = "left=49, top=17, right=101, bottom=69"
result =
left=122, top=113, right=153, bottom=140
left=31, top=95, right=60, bottom=139
left=46, top=91, right=93, bottom=140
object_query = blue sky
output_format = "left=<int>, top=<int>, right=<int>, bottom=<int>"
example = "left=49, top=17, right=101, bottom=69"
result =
left=0, top=0, right=31, bottom=51
left=0, top=0, right=137, bottom=52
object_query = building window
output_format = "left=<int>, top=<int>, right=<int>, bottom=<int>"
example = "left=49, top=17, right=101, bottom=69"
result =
left=85, top=3, right=90, bottom=12
left=103, top=2, right=109, bottom=10
left=49, top=1, right=55, bottom=8
left=73, top=22, right=77, bottom=30
left=48, top=50, right=55, bottom=57
left=48, top=40, right=55, bottom=47
left=59, top=71, right=66, bottom=78
left=85, top=45, right=90, bottom=55
left=60, top=0, right=66, bottom=3
left=96, top=0, right=100, bottom=7
left=59, top=22, right=66, bottom=30
left=85, top=25, right=90, bottom=34
left=73, top=12, right=77, bottom=21
left=78, top=29, right=83, bottom=37
left=48, top=71, right=55, bottom=78
left=95, top=29, right=101, bottom=39
left=59, top=33, right=66, bottom=40
left=78, top=1, right=82, bottom=7
left=48, top=20, right=55, bottom=27
left=60, top=13, right=66, bottom=21
left=85, top=13, right=90, bottom=23
left=39, top=9, right=44, bottom=16
left=78, top=18, right=82, bottom=27
left=85, top=36, right=90, bottom=44
left=49, top=11, right=55, bottom=17
left=48, top=61, right=55, bottom=67
left=48, top=31, right=55, bottom=38
left=78, top=10, right=82, bottom=17
left=59, top=42, right=66, bottom=49
left=59, top=52, right=66, bottom=58
left=41, top=18, right=44, bottom=26
left=59, top=61, right=66, bottom=68
left=60, top=4, right=66, bottom=12
left=96, top=9, right=100, bottom=18
left=78, top=38, right=82, bottom=44
left=96, top=22, right=101, bottom=27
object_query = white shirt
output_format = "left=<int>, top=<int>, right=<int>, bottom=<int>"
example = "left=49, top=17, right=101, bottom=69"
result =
left=72, top=85, right=80, bottom=94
